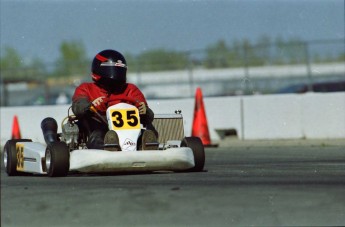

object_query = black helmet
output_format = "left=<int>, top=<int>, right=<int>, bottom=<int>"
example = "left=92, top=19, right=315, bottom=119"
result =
left=91, top=49, right=127, bottom=88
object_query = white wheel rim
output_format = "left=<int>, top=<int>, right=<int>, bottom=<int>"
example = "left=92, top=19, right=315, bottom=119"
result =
left=3, top=148, right=8, bottom=169
left=46, top=149, right=51, bottom=171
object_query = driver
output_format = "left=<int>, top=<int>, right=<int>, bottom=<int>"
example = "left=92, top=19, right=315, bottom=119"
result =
left=72, top=49, right=158, bottom=151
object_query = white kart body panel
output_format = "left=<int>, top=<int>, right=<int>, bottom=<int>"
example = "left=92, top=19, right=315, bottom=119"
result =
left=16, top=142, right=47, bottom=174
left=70, top=147, right=195, bottom=173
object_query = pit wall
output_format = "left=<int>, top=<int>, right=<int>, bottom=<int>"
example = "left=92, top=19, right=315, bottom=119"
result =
left=1, top=92, right=344, bottom=146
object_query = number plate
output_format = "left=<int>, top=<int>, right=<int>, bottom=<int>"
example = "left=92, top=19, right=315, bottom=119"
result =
left=109, top=108, right=140, bottom=130
left=16, top=143, right=24, bottom=171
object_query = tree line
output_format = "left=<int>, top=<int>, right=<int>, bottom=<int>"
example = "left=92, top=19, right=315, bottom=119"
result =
left=1, top=37, right=344, bottom=81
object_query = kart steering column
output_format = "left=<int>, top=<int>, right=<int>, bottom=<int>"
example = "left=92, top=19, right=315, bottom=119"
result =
left=90, top=105, right=108, bottom=125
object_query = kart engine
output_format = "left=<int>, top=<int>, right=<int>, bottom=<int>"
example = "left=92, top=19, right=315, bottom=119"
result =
left=61, top=121, right=79, bottom=150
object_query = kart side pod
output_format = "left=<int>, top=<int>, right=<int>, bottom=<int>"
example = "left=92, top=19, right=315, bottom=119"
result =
left=3, top=140, right=70, bottom=177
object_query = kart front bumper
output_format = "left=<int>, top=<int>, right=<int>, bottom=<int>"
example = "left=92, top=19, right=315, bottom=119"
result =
left=70, top=147, right=195, bottom=173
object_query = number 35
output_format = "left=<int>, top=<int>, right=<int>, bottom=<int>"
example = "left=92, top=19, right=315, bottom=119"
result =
left=111, top=110, right=139, bottom=129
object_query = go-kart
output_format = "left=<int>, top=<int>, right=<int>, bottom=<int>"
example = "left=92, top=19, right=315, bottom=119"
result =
left=3, top=96, right=205, bottom=177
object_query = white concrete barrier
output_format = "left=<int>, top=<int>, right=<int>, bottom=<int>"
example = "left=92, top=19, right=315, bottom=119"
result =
left=243, top=94, right=304, bottom=140
left=203, top=97, right=242, bottom=140
left=301, top=92, right=345, bottom=139
left=1, top=92, right=344, bottom=147
left=148, top=96, right=242, bottom=141
left=0, top=105, right=71, bottom=145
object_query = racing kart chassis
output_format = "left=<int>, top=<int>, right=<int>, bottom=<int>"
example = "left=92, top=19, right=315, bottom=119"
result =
left=3, top=108, right=205, bottom=177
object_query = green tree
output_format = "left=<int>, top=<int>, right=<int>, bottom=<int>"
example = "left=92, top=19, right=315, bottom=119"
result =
left=54, top=40, right=89, bottom=77
left=136, top=49, right=188, bottom=72
left=337, top=53, right=345, bottom=62
left=254, top=35, right=272, bottom=65
left=241, top=38, right=266, bottom=67
left=205, top=40, right=231, bottom=68
left=19, top=57, right=46, bottom=79
left=123, top=52, right=139, bottom=73
left=274, top=37, right=306, bottom=64
left=286, top=38, right=306, bottom=64
left=0, top=47, right=25, bottom=80
left=204, top=39, right=267, bottom=69
left=0, top=46, right=49, bottom=82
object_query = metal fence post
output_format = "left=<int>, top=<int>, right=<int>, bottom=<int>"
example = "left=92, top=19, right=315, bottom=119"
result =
left=187, top=52, right=194, bottom=97
left=304, top=42, right=313, bottom=92
left=243, top=45, right=251, bottom=95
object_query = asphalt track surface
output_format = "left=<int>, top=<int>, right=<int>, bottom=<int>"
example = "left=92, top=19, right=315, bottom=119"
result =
left=1, top=144, right=345, bottom=227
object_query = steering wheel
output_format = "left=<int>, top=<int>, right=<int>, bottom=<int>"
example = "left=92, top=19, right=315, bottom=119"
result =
left=89, top=95, right=141, bottom=125
left=107, top=95, right=141, bottom=108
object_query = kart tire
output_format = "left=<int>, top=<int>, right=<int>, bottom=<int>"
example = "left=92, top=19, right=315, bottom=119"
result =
left=181, top=137, right=205, bottom=172
left=3, top=139, right=32, bottom=176
left=45, top=142, right=70, bottom=177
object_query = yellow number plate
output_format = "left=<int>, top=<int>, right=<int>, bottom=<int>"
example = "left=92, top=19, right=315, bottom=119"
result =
left=109, top=109, right=140, bottom=130
left=16, top=143, right=24, bottom=171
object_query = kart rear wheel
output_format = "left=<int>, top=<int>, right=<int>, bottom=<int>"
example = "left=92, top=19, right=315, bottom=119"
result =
left=3, top=139, right=32, bottom=176
left=45, top=142, right=70, bottom=177
left=181, top=137, right=205, bottom=172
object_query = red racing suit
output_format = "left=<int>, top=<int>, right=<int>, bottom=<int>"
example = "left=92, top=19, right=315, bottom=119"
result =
left=72, top=82, right=155, bottom=138
left=72, top=82, right=147, bottom=115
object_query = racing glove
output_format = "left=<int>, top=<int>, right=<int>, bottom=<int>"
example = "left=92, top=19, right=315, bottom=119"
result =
left=140, top=106, right=154, bottom=125
left=91, top=96, right=108, bottom=112
left=138, top=102, right=147, bottom=115
left=72, top=96, right=108, bottom=118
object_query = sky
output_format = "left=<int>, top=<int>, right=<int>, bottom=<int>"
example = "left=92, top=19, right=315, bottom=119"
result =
left=0, top=0, right=344, bottom=64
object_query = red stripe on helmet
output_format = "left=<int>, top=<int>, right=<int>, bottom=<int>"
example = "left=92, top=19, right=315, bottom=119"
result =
left=91, top=73, right=102, bottom=81
left=96, top=54, right=108, bottom=62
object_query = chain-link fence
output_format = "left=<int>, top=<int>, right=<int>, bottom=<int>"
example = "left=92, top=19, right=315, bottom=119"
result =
left=1, top=39, right=344, bottom=106
left=129, top=39, right=344, bottom=98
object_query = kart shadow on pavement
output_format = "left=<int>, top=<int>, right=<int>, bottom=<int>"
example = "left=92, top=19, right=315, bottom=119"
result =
left=66, top=169, right=208, bottom=177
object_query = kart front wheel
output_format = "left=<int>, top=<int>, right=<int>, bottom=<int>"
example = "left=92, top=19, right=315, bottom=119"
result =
left=181, top=137, right=205, bottom=172
left=45, top=142, right=70, bottom=177
left=3, top=139, right=32, bottom=176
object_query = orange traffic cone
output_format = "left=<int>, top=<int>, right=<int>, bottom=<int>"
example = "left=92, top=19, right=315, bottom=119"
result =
left=11, top=115, right=21, bottom=139
left=191, top=87, right=211, bottom=146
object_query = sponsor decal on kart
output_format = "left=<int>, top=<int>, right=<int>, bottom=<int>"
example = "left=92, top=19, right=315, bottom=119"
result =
left=122, top=138, right=137, bottom=151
